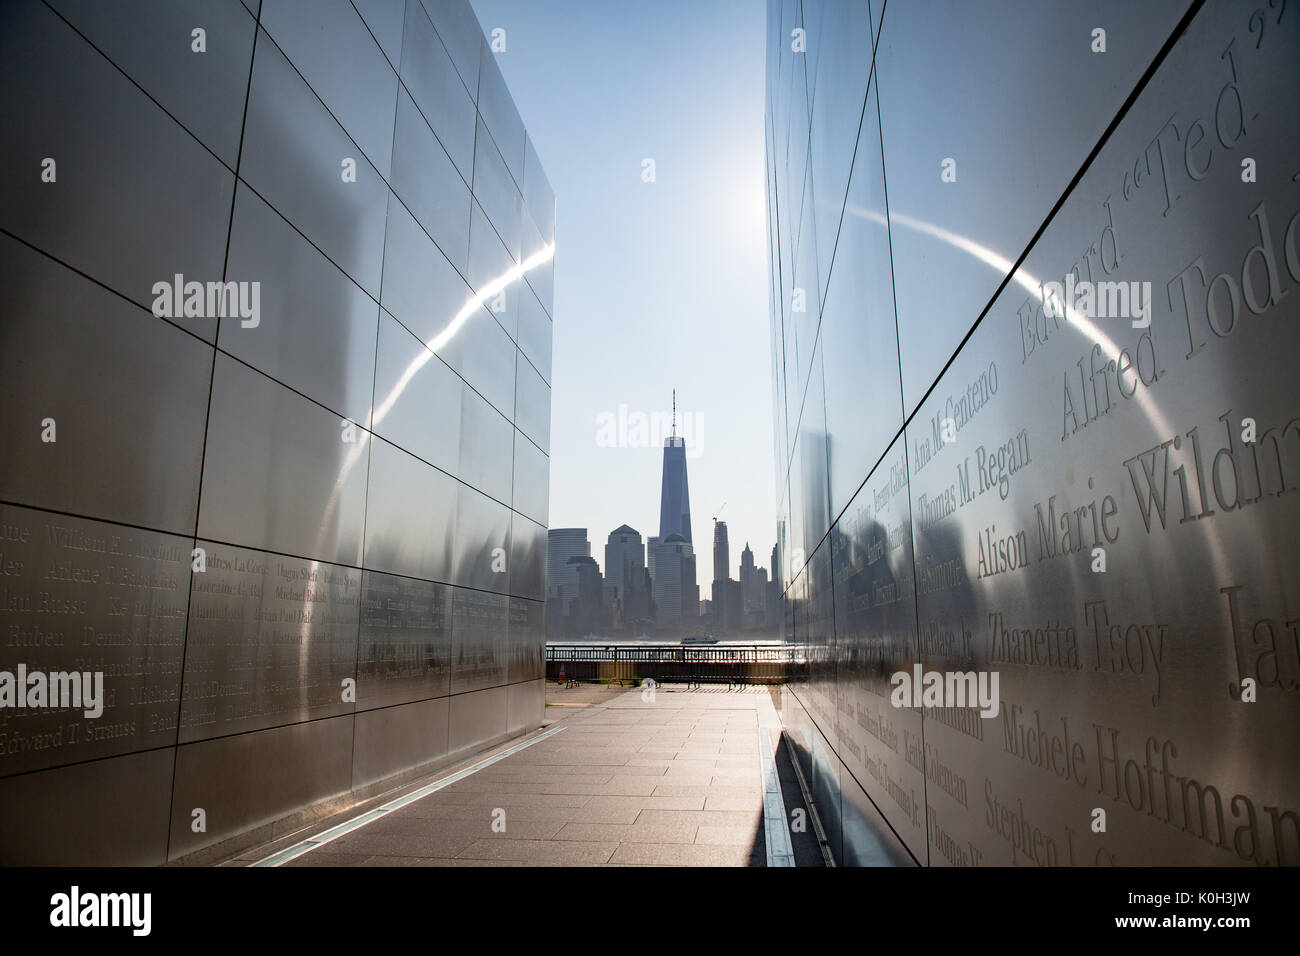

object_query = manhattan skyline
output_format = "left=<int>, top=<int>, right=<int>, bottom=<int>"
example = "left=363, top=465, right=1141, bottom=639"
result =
left=469, top=0, right=775, bottom=577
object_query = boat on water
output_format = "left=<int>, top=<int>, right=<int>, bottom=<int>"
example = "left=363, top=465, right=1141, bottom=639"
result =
left=680, top=633, right=718, bottom=645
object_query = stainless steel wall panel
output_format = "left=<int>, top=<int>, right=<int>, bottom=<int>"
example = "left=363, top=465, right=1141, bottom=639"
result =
left=794, top=343, right=830, bottom=557
left=819, top=80, right=904, bottom=521
left=770, top=0, right=1300, bottom=867
left=519, top=212, right=551, bottom=324
left=0, top=504, right=190, bottom=776
left=450, top=301, right=518, bottom=423
left=807, top=706, right=844, bottom=865
left=906, top=0, right=1300, bottom=867
left=357, top=571, right=452, bottom=709
left=352, top=0, right=406, bottom=67
left=0, top=236, right=211, bottom=534
left=418, top=0, right=481, bottom=102
left=454, top=483, right=512, bottom=593
left=391, top=88, right=473, bottom=274
left=0, top=749, right=174, bottom=865
left=476, top=45, right=527, bottom=185
left=468, top=198, right=518, bottom=329
left=447, top=684, right=509, bottom=759
left=830, top=436, right=926, bottom=860
left=459, top=386, right=515, bottom=505
left=0, top=0, right=235, bottom=334
left=523, top=137, right=556, bottom=245
left=802, top=0, right=872, bottom=303
left=514, top=355, right=552, bottom=454
left=260, top=0, right=398, bottom=179
left=371, top=309, right=463, bottom=476
left=167, top=714, right=355, bottom=859
left=840, top=750, right=915, bottom=866
left=363, top=437, right=457, bottom=583
left=47, top=0, right=255, bottom=169
left=1, top=0, right=551, bottom=864
left=222, top=182, right=379, bottom=429
left=473, top=115, right=524, bottom=263
left=507, top=598, right=544, bottom=683
left=517, top=281, right=554, bottom=384
left=512, top=430, right=550, bottom=527
left=508, top=515, right=546, bottom=602
left=380, top=195, right=474, bottom=344
left=506, top=677, right=543, bottom=735
left=199, top=355, right=369, bottom=567
left=790, top=164, right=822, bottom=397
left=450, top=589, right=509, bottom=695
left=240, top=30, right=389, bottom=297
left=875, top=0, right=1192, bottom=414
left=351, top=695, right=450, bottom=788
left=525, top=241, right=555, bottom=320
left=401, top=0, right=477, bottom=180
left=179, top=541, right=361, bottom=743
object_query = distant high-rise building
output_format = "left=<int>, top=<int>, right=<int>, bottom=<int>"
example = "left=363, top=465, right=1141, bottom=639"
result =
left=605, top=524, right=650, bottom=625
left=740, top=542, right=760, bottom=617
left=652, top=533, right=696, bottom=630
left=658, top=390, right=692, bottom=544
left=711, top=519, right=732, bottom=632
left=712, top=520, right=729, bottom=587
left=546, top=528, right=589, bottom=634
left=722, top=579, right=742, bottom=633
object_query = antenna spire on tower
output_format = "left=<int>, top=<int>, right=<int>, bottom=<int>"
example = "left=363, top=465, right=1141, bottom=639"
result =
left=672, top=389, right=676, bottom=439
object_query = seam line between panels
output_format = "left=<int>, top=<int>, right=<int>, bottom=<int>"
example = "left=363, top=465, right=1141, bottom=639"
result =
left=252, top=14, right=539, bottom=373
left=0, top=497, right=546, bottom=607
left=886, top=0, right=1208, bottom=442
left=781, top=683, right=923, bottom=867
left=349, top=69, right=407, bottom=794
left=781, top=0, right=1209, bottom=866
left=871, top=25, right=929, bottom=865
left=809, top=0, right=1209, bottom=562
left=37, top=0, right=253, bottom=177
left=0, top=677, right=547, bottom=789
left=160, top=6, right=261, bottom=865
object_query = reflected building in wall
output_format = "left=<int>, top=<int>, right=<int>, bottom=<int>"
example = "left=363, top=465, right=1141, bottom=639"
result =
left=0, top=0, right=554, bottom=864
left=766, top=0, right=1300, bottom=866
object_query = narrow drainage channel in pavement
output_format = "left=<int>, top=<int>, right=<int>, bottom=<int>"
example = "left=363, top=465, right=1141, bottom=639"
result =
left=773, top=730, right=829, bottom=867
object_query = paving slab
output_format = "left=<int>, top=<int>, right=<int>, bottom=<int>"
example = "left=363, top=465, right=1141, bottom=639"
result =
left=246, top=684, right=783, bottom=867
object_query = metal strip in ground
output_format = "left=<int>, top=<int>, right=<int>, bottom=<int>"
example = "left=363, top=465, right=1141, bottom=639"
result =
left=758, top=725, right=795, bottom=867
left=249, top=725, right=568, bottom=867
left=785, top=730, right=836, bottom=867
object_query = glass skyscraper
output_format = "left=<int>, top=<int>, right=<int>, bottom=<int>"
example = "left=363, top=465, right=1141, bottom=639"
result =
left=0, top=0, right=553, bottom=864
left=658, top=395, right=693, bottom=545
left=767, top=0, right=1299, bottom=866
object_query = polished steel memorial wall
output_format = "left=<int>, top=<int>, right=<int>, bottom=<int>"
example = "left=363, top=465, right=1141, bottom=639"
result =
left=0, top=0, right=553, bottom=864
left=767, top=0, right=1299, bottom=865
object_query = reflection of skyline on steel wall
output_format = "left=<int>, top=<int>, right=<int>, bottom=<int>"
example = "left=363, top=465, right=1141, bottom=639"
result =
left=0, top=0, right=552, bottom=863
left=767, top=0, right=1300, bottom=867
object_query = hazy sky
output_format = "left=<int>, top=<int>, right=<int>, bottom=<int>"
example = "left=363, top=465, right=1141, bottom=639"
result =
left=470, top=0, right=777, bottom=579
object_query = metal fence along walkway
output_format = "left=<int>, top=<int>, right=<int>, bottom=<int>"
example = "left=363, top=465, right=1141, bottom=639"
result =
left=546, top=644, right=794, bottom=686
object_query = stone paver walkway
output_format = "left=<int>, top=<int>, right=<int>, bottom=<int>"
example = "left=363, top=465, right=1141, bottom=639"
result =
left=248, top=684, right=781, bottom=866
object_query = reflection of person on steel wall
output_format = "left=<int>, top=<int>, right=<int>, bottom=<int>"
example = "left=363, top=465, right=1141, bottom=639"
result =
left=832, top=517, right=900, bottom=695
left=912, top=520, right=978, bottom=674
